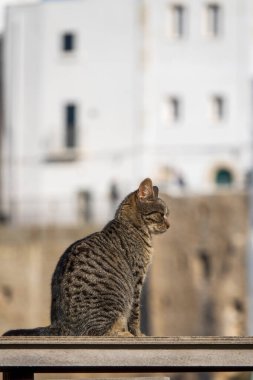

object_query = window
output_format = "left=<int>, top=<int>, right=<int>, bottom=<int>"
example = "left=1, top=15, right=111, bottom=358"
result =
left=162, top=96, right=182, bottom=125
left=205, top=3, right=222, bottom=37
left=62, top=32, right=76, bottom=52
left=215, top=168, right=233, bottom=186
left=172, top=5, right=185, bottom=37
left=210, top=96, right=225, bottom=122
left=64, top=104, right=77, bottom=148
left=167, top=4, right=186, bottom=38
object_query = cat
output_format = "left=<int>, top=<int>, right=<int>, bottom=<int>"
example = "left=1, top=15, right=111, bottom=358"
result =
left=3, top=178, right=169, bottom=336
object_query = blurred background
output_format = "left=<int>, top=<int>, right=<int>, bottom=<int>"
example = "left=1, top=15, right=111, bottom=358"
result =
left=0, top=0, right=252, bottom=351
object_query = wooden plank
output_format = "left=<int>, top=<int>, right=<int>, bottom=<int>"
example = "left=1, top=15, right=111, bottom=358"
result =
left=0, top=337, right=253, bottom=372
left=1, top=335, right=253, bottom=345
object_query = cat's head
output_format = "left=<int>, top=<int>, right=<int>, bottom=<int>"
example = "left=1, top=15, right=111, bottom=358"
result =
left=116, top=178, right=170, bottom=235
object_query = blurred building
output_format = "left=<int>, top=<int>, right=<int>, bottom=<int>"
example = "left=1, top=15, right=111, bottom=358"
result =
left=1, top=0, right=253, bottom=225
left=0, top=0, right=38, bottom=33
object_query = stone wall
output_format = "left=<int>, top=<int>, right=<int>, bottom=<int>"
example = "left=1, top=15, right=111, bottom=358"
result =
left=0, top=227, right=94, bottom=334
left=0, top=192, right=249, bottom=337
left=150, top=192, right=248, bottom=336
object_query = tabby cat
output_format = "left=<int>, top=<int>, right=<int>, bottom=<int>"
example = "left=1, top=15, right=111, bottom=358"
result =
left=3, top=178, right=169, bottom=336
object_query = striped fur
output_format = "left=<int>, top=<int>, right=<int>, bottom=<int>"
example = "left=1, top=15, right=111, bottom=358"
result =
left=3, top=178, right=169, bottom=336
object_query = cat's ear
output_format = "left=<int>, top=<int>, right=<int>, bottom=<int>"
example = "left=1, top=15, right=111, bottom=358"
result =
left=153, top=186, right=159, bottom=198
left=137, top=178, right=154, bottom=200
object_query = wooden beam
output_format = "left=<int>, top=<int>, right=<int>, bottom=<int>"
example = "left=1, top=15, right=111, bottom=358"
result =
left=0, top=336, right=253, bottom=375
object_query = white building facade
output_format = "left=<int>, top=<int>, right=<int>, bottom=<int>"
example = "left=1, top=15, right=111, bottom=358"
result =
left=2, top=0, right=253, bottom=225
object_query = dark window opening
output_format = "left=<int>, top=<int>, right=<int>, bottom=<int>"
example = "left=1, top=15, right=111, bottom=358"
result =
left=214, top=96, right=224, bottom=120
left=210, top=95, right=225, bottom=122
left=171, top=4, right=185, bottom=37
left=1, top=285, right=13, bottom=301
left=65, top=104, right=77, bottom=148
left=207, top=4, right=221, bottom=36
left=233, top=299, right=244, bottom=313
left=198, top=249, right=212, bottom=280
left=164, top=97, right=181, bottom=124
left=171, top=97, right=180, bottom=120
left=215, top=168, right=233, bottom=186
left=62, top=33, right=75, bottom=52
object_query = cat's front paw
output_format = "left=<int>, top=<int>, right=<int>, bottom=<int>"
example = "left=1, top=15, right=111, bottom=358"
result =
left=109, top=331, right=134, bottom=337
left=129, top=327, right=146, bottom=337
left=117, top=331, right=134, bottom=337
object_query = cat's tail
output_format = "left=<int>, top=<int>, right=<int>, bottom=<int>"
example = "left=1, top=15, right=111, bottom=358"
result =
left=2, top=325, right=58, bottom=336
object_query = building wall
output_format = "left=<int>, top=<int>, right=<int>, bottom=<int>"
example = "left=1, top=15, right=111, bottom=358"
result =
left=2, top=0, right=253, bottom=225
left=3, top=0, right=142, bottom=224
left=141, top=0, right=251, bottom=191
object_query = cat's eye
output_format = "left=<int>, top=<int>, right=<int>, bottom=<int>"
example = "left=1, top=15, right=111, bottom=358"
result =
left=147, top=211, right=164, bottom=220
left=148, top=211, right=161, bottom=216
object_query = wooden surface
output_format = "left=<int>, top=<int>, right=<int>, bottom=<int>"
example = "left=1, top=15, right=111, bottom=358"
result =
left=0, top=336, right=253, bottom=373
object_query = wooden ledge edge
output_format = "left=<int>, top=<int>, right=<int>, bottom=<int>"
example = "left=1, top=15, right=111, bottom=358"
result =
left=0, top=336, right=253, bottom=345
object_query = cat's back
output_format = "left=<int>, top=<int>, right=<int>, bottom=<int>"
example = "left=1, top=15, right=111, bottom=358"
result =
left=51, top=221, right=133, bottom=299
left=54, top=220, right=130, bottom=278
